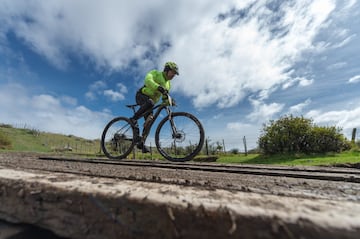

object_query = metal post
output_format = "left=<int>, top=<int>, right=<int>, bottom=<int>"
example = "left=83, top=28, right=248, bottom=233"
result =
left=222, top=139, right=226, bottom=154
left=351, top=128, right=357, bottom=143
left=243, top=136, right=248, bottom=156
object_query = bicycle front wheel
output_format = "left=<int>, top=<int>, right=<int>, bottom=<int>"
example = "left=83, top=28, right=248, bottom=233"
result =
left=155, top=112, right=205, bottom=162
left=101, top=117, right=136, bottom=159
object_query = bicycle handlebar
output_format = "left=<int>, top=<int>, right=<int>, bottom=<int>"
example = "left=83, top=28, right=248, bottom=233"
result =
left=163, top=93, right=176, bottom=107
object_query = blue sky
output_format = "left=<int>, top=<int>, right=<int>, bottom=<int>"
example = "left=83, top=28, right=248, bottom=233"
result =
left=1, top=0, right=360, bottom=150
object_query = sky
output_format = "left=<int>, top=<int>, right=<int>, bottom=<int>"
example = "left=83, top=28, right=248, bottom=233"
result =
left=1, top=0, right=360, bottom=151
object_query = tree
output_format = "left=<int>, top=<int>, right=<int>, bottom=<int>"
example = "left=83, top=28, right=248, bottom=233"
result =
left=258, top=115, right=351, bottom=155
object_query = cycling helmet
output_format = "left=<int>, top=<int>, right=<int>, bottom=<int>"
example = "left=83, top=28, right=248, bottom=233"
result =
left=164, top=61, right=179, bottom=75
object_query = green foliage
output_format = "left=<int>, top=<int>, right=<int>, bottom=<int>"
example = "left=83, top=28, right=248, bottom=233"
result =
left=356, top=140, right=360, bottom=148
left=0, top=124, right=13, bottom=128
left=258, top=115, right=351, bottom=155
left=0, top=124, right=100, bottom=154
left=230, top=148, right=239, bottom=154
left=216, top=151, right=360, bottom=166
left=309, top=126, right=351, bottom=153
left=0, top=132, right=12, bottom=149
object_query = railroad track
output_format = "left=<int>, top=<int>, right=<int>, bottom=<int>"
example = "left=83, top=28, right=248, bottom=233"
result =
left=37, top=156, right=360, bottom=184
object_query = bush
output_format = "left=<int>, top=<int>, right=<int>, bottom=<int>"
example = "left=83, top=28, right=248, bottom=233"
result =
left=0, top=132, right=12, bottom=149
left=356, top=140, right=360, bottom=148
left=259, top=115, right=350, bottom=155
left=0, top=124, right=13, bottom=128
left=308, top=126, right=351, bottom=153
left=230, top=148, right=240, bottom=154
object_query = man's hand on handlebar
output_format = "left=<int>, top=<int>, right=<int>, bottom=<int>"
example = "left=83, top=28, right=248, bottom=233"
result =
left=161, top=97, right=176, bottom=106
left=157, top=86, right=168, bottom=95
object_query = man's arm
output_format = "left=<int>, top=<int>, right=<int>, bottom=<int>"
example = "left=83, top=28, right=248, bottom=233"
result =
left=144, top=71, right=160, bottom=90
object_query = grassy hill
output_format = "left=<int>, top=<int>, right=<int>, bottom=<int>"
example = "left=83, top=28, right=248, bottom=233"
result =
left=0, top=124, right=101, bottom=155
left=1, top=123, right=359, bottom=166
left=0, top=123, right=160, bottom=160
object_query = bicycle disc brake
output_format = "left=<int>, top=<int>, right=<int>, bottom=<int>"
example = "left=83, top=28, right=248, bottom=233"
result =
left=172, top=130, right=185, bottom=143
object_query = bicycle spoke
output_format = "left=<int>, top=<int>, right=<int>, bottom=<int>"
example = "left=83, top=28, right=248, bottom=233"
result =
left=156, top=112, right=204, bottom=161
left=101, top=117, right=136, bottom=159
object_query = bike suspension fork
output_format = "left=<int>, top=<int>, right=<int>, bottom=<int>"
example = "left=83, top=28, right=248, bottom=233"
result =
left=166, top=107, right=178, bottom=137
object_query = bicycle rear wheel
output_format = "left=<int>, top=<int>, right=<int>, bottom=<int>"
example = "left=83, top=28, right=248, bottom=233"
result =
left=155, top=112, right=205, bottom=162
left=101, top=117, right=136, bottom=159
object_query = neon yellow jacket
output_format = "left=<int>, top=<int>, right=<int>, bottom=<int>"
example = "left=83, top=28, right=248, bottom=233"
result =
left=141, top=70, right=171, bottom=103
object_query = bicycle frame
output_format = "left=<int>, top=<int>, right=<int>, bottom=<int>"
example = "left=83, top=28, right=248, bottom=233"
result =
left=131, top=94, right=176, bottom=142
left=101, top=92, right=205, bottom=161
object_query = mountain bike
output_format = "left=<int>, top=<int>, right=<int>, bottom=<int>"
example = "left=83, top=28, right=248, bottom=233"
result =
left=100, top=93, right=205, bottom=162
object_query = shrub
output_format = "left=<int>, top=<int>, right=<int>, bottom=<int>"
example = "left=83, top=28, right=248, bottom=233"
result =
left=259, top=115, right=350, bottom=155
left=308, top=126, right=351, bottom=153
left=230, top=148, right=240, bottom=154
left=0, top=124, right=13, bottom=128
left=0, top=132, right=12, bottom=149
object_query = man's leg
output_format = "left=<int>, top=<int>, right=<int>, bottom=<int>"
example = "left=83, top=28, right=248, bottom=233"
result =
left=131, top=91, right=153, bottom=153
left=131, top=92, right=154, bottom=120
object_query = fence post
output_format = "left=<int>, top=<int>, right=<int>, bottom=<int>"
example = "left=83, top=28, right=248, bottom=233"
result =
left=222, top=139, right=226, bottom=154
left=352, top=128, right=357, bottom=143
left=243, top=136, right=248, bottom=156
left=150, top=142, right=152, bottom=160
left=205, top=138, right=209, bottom=155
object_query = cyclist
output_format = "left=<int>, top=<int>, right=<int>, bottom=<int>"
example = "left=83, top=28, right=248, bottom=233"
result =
left=131, top=61, right=179, bottom=153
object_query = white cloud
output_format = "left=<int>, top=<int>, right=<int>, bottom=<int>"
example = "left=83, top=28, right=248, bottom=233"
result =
left=0, top=0, right=343, bottom=110
left=103, top=82, right=128, bottom=101
left=85, top=91, right=96, bottom=101
left=86, top=80, right=107, bottom=100
left=327, top=62, right=347, bottom=70
left=104, top=89, right=125, bottom=102
left=0, top=82, right=112, bottom=139
left=348, top=75, right=360, bottom=84
left=247, top=99, right=284, bottom=122
left=227, top=122, right=253, bottom=131
left=282, top=77, right=314, bottom=89
left=306, top=106, right=360, bottom=138
left=86, top=81, right=128, bottom=102
left=1, top=0, right=358, bottom=148
left=0, top=0, right=163, bottom=70
left=167, top=0, right=337, bottom=108
left=89, top=80, right=107, bottom=91
left=331, top=33, right=356, bottom=49
left=61, top=95, right=77, bottom=106
left=289, top=99, right=312, bottom=114
left=298, top=78, right=314, bottom=87
left=225, top=122, right=261, bottom=150
left=116, top=82, right=128, bottom=94
left=32, top=94, right=61, bottom=110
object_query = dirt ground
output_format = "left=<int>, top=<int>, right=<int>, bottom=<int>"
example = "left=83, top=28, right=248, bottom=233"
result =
left=0, top=152, right=360, bottom=239
left=1, top=152, right=359, bottom=202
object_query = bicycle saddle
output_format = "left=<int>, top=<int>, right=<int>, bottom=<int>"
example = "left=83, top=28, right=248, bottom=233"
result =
left=126, top=104, right=138, bottom=110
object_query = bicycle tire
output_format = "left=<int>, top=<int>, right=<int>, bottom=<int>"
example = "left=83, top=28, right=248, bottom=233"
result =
left=101, top=117, right=137, bottom=159
left=155, top=112, right=205, bottom=162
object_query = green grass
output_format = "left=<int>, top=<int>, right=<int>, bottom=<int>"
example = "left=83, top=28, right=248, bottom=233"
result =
left=216, top=150, right=360, bottom=166
left=0, top=124, right=171, bottom=160
left=1, top=124, right=360, bottom=166
left=0, top=125, right=100, bottom=154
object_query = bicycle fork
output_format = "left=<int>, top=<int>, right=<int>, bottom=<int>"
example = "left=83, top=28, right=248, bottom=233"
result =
left=166, top=108, right=180, bottom=139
